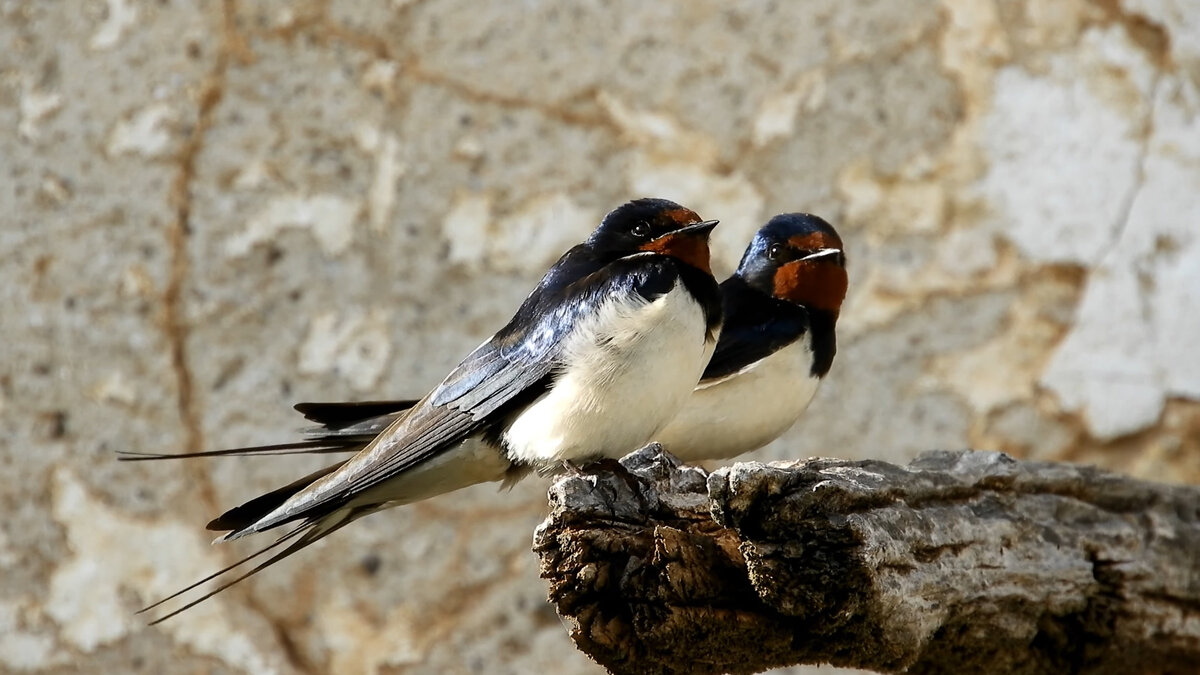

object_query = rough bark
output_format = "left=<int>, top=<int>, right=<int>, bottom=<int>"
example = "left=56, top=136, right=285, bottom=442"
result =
left=533, top=446, right=1200, bottom=675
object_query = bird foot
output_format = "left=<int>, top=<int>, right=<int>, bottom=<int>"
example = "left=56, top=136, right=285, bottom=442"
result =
left=558, top=460, right=587, bottom=477
left=586, top=458, right=648, bottom=501
left=555, top=459, right=649, bottom=508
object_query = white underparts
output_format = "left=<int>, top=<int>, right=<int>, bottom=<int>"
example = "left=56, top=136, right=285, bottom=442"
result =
left=503, top=280, right=714, bottom=465
left=655, top=336, right=821, bottom=460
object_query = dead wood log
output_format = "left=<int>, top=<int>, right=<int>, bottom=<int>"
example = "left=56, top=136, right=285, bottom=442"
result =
left=533, top=445, right=1200, bottom=675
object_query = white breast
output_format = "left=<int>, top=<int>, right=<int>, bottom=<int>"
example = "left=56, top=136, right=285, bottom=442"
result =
left=502, top=281, right=714, bottom=466
left=654, top=337, right=821, bottom=461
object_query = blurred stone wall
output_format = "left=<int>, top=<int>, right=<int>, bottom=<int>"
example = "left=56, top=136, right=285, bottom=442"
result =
left=2, top=1, right=1197, bottom=674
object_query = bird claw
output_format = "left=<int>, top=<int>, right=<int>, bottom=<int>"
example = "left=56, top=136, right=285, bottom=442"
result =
left=559, top=460, right=586, bottom=477
left=586, top=458, right=649, bottom=504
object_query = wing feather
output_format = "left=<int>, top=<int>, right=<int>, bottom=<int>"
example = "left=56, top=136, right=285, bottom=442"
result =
left=701, top=278, right=808, bottom=381
left=293, top=400, right=418, bottom=429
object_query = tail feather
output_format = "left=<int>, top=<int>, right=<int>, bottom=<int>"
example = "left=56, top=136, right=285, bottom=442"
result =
left=116, top=440, right=360, bottom=461
left=117, top=400, right=417, bottom=463
left=124, top=400, right=423, bottom=623
left=293, top=400, right=417, bottom=429
left=143, top=508, right=368, bottom=625
left=138, top=523, right=308, bottom=620
left=205, top=460, right=353, bottom=534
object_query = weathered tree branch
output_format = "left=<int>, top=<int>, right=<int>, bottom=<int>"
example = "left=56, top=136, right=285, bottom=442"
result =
left=533, top=446, right=1200, bottom=675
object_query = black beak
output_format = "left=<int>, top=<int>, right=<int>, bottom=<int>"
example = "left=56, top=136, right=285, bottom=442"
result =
left=667, top=219, right=718, bottom=237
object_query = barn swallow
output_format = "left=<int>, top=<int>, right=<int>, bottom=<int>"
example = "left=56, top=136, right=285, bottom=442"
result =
left=653, top=213, right=846, bottom=459
left=124, top=198, right=721, bottom=622
left=298, top=214, right=846, bottom=460
left=133, top=214, right=845, bottom=471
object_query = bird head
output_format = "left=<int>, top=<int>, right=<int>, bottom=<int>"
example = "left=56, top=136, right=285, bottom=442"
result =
left=587, top=198, right=718, bottom=273
left=736, top=213, right=847, bottom=318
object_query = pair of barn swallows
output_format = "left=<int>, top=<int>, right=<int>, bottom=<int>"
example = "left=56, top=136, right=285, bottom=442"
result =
left=128, top=198, right=847, bottom=621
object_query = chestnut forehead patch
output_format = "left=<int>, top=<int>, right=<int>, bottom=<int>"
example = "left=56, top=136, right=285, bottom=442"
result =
left=638, top=227, right=712, bottom=274
left=787, top=230, right=842, bottom=251
left=662, top=208, right=701, bottom=226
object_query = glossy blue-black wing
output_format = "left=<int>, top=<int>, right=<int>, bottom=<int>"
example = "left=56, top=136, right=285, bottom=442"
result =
left=243, top=254, right=685, bottom=532
left=702, top=278, right=808, bottom=381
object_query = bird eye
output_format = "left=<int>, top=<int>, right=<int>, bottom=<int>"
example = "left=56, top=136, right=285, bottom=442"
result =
left=632, top=221, right=651, bottom=238
left=768, top=243, right=783, bottom=260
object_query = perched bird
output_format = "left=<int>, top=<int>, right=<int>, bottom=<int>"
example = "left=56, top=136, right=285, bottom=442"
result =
left=654, top=213, right=846, bottom=459
left=146, top=214, right=846, bottom=470
left=127, top=198, right=721, bottom=622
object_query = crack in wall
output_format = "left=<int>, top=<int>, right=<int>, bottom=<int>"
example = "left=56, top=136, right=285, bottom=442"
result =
left=244, top=7, right=757, bottom=176
left=1110, top=73, right=1160, bottom=265
left=241, top=592, right=319, bottom=675
left=1093, top=0, right=1174, bottom=70
left=1129, top=75, right=1162, bottom=331
left=159, top=6, right=323, bottom=673
left=159, top=6, right=343, bottom=672
left=162, top=0, right=239, bottom=515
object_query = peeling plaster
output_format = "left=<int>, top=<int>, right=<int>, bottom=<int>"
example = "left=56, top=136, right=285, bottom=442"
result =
left=979, top=26, right=1156, bottom=265
left=752, top=69, right=827, bottom=148
left=1043, top=262, right=1165, bottom=439
left=1042, top=75, right=1200, bottom=439
left=89, top=370, right=137, bottom=406
left=0, top=598, right=61, bottom=671
left=439, top=191, right=597, bottom=273
left=90, top=0, right=139, bottom=51
left=16, top=76, right=63, bottom=142
left=298, top=309, right=394, bottom=391
left=227, top=194, right=362, bottom=257
left=45, top=469, right=288, bottom=673
left=925, top=284, right=1069, bottom=415
left=441, top=191, right=492, bottom=266
left=355, top=124, right=406, bottom=233
left=598, top=92, right=718, bottom=165
left=107, top=103, right=177, bottom=158
left=491, top=193, right=599, bottom=273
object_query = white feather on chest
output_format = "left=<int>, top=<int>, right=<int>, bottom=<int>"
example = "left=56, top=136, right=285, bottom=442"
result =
left=503, top=280, right=714, bottom=465
left=655, top=336, right=821, bottom=460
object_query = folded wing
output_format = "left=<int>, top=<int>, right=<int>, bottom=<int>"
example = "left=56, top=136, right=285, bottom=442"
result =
left=234, top=254, right=686, bottom=535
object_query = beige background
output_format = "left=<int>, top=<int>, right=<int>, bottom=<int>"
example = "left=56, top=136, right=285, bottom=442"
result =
left=2, top=1, right=1198, bottom=673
